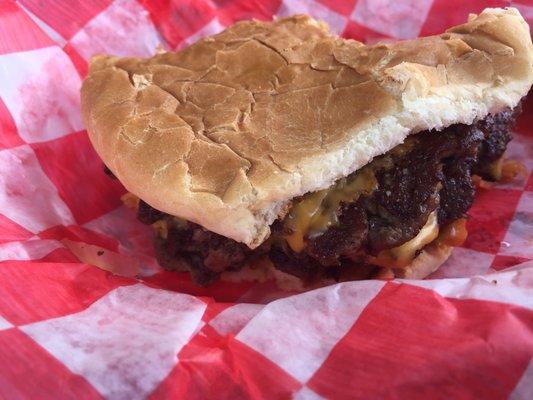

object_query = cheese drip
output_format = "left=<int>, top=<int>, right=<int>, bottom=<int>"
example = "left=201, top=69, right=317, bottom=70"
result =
left=370, top=211, right=439, bottom=269
left=284, top=167, right=377, bottom=252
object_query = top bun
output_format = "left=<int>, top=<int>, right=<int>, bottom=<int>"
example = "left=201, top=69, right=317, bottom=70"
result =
left=81, top=8, right=533, bottom=248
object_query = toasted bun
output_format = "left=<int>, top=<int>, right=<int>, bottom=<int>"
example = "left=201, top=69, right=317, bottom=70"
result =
left=81, top=8, right=533, bottom=248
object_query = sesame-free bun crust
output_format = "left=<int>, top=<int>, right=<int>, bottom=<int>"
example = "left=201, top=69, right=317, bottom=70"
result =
left=81, top=8, right=533, bottom=248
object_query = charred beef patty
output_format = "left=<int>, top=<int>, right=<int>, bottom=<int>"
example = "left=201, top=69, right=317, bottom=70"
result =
left=135, top=107, right=520, bottom=286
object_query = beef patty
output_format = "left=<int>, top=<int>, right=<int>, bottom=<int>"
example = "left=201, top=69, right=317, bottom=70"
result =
left=134, top=106, right=521, bottom=286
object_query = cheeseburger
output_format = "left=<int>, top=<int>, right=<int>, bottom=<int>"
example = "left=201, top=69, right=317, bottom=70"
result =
left=81, top=8, right=533, bottom=287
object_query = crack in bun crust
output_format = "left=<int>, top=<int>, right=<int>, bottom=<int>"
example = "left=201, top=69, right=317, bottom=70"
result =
left=81, top=8, right=533, bottom=248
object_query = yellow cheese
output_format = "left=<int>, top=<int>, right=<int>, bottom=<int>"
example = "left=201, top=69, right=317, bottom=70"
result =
left=284, top=167, right=377, bottom=252
left=489, top=157, right=504, bottom=181
left=370, top=211, right=439, bottom=268
left=121, top=193, right=140, bottom=209
left=172, top=216, right=188, bottom=229
left=152, top=219, right=169, bottom=239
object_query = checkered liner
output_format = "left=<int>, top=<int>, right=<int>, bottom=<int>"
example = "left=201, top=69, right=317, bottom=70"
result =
left=0, top=1, right=532, bottom=398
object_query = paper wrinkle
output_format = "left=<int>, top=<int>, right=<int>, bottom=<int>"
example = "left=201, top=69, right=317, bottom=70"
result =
left=209, top=303, right=263, bottom=335
left=0, top=239, right=62, bottom=262
left=236, top=281, right=385, bottom=382
left=404, top=262, right=533, bottom=309
left=61, top=239, right=159, bottom=277
left=510, top=358, right=533, bottom=400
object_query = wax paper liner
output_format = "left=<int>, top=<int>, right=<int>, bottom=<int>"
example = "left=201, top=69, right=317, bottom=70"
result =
left=0, top=1, right=532, bottom=399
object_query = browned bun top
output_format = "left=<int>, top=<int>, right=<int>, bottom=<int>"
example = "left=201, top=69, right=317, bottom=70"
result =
left=81, top=8, right=533, bottom=248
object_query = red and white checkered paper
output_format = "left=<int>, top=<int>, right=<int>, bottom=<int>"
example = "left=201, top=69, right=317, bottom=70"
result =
left=0, top=0, right=532, bottom=398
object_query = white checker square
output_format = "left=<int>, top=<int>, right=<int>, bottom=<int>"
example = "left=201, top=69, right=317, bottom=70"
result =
left=0, top=315, right=13, bottom=331
left=22, top=284, right=206, bottom=400
left=0, top=47, right=83, bottom=143
left=429, top=247, right=494, bottom=279
left=70, top=0, right=164, bottom=60
left=278, top=0, right=347, bottom=34
left=237, top=281, right=385, bottom=382
left=498, top=192, right=533, bottom=258
left=0, top=145, right=75, bottom=233
left=352, top=0, right=434, bottom=39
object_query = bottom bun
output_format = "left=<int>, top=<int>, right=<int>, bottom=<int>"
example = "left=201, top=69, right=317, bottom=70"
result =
left=394, top=243, right=453, bottom=280
left=221, top=243, right=453, bottom=291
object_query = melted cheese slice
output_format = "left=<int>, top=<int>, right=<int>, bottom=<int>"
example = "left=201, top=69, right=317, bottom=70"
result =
left=284, top=168, right=377, bottom=252
left=370, top=211, right=439, bottom=269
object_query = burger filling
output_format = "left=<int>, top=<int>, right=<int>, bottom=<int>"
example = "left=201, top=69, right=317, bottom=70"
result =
left=132, top=106, right=521, bottom=286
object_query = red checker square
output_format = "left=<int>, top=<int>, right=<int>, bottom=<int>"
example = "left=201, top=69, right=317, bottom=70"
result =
left=0, top=0, right=55, bottom=55
left=0, top=97, right=24, bottom=149
left=342, top=20, right=390, bottom=43
left=31, top=131, right=126, bottom=225
left=491, top=255, right=531, bottom=271
left=420, top=0, right=508, bottom=37
left=143, top=270, right=253, bottom=303
left=150, top=334, right=301, bottom=400
left=39, top=225, right=120, bottom=252
left=462, top=187, right=522, bottom=254
left=0, top=214, right=33, bottom=244
left=140, top=0, right=217, bottom=49
left=19, top=0, right=112, bottom=40
left=63, top=43, right=89, bottom=78
left=317, top=0, right=357, bottom=16
left=0, top=260, right=133, bottom=325
left=211, top=0, right=281, bottom=26
left=0, top=328, right=102, bottom=399
left=309, top=282, right=533, bottom=399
